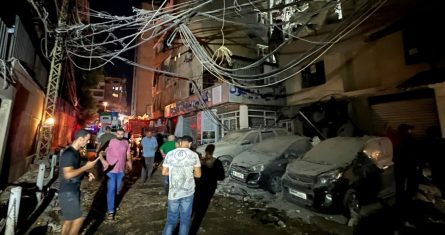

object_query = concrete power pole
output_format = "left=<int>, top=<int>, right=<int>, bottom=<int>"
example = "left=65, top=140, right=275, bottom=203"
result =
left=35, top=0, right=70, bottom=161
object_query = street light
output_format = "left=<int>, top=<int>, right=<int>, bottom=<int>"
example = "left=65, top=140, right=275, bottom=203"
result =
left=103, top=101, right=108, bottom=112
left=44, top=117, right=55, bottom=126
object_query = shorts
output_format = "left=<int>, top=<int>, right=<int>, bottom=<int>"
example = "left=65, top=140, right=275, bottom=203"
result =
left=59, top=191, right=82, bottom=220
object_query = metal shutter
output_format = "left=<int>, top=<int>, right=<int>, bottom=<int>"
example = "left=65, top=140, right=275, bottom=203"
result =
left=371, top=98, right=439, bottom=137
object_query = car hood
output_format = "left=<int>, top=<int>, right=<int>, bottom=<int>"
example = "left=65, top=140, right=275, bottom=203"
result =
left=231, top=150, right=277, bottom=168
left=197, top=142, right=242, bottom=158
left=287, top=159, right=343, bottom=177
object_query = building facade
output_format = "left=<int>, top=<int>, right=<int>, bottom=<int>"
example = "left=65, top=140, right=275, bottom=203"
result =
left=104, top=76, right=128, bottom=114
left=133, top=0, right=445, bottom=145
left=278, top=0, right=445, bottom=138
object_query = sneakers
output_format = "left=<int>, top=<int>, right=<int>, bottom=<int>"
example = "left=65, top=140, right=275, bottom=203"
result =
left=106, top=212, right=114, bottom=220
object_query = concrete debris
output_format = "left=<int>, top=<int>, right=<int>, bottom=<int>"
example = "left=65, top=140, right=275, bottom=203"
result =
left=0, top=163, right=345, bottom=235
left=277, top=220, right=287, bottom=228
left=48, top=222, right=62, bottom=232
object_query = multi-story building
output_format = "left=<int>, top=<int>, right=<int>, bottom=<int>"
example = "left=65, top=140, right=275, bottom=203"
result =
left=0, top=0, right=90, bottom=184
left=90, top=78, right=106, bottom=111
left=143, top=0, right=287, bottom=143
left=134, top=0, right=445, bottom=144
left=104, top=76, right=128, bottom=114
left=277, top=0, right=445, bottom=139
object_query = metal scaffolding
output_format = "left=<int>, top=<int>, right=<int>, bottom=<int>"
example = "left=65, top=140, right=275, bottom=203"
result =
left=35, top=0, right=69, bottom=160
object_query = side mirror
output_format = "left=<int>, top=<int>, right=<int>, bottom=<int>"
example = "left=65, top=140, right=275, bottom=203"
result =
left=241, top=140, right=251, bottom=145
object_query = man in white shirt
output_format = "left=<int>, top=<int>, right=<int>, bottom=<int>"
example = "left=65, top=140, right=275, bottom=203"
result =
left=162, top=136, right=201, bottom=235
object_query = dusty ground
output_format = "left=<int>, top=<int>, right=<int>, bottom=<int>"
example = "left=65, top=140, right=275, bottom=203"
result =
left=26, top=161, right=351, bottom=235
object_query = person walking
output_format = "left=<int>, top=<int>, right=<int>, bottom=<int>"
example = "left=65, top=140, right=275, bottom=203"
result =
left=162, top=136, right=201, bottom=235
left=393, top=123, right=418, bottom=229
left=101, top=128, right=132, bottom=220
left=96, top=126, right=115, bottom=153
left=160, top=135, right=177, bottom=193
left=140, top=130, right=158, bottom=183
left=189, top=144, right=225, bottom=235
left=59, top=129, right=98, bottom=235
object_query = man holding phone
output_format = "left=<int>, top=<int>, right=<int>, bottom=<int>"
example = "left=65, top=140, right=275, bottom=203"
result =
left=100, top=128, right=132, bottom=220
left=59, top=129, right=98, bottom=235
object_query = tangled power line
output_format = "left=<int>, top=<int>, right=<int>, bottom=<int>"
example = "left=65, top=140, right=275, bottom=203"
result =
left=51, top=0, right=387, bottom=89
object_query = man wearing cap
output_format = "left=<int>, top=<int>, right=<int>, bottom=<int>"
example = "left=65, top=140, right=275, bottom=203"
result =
left=100, top=128, right=132, bottom=220
left=162, top=135, right=201, bottom=235
left=59, top=129, right=97, bottom=235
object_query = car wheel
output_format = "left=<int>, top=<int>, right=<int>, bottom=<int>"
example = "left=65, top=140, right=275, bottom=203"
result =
left=343, top=188, right=360, bottom=218
left=267, top=173, right=283, bottom=194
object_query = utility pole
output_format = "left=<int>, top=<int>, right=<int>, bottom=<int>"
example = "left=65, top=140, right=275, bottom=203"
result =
left=35, top=0, right=70, bottom=161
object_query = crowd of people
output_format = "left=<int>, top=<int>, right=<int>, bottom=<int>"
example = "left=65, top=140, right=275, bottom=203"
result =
left=58, top=128, right=224, bottom=235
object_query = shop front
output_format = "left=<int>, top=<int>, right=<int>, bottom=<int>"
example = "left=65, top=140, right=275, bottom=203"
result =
left=164, top=83, right=285, bottom=144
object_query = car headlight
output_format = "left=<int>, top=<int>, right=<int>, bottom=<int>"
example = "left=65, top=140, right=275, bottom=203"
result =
left=317, top=170, right=342, bottom=186
left=250, top=164, right=265, bottom=172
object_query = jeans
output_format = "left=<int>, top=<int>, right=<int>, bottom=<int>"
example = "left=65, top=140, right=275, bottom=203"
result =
left=141, top=157, right=155, bottom=182
left=106, top=171, right=124, bottom=213
left=163, top=195, right=194, bottom=235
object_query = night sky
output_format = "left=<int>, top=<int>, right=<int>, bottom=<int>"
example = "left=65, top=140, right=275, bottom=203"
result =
left=89, top=0, right=139, bottom=110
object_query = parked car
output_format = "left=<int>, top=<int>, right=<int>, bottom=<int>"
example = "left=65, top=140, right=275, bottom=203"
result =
left=282, top=136, right=394, bottom=217
left=229, top=135, right=312, bottom=193
left=197, top=128, right=291, bottom=174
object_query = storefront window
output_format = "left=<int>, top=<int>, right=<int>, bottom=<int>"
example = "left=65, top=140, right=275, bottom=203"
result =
left=248, top=109, right=277, bottom=128
left=220, top=111, right=240, bottom=136
left=249, top=117, right=264, bottom=128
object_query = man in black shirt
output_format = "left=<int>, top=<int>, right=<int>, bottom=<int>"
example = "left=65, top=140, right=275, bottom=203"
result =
left=59, top=129, right=97, bottom=235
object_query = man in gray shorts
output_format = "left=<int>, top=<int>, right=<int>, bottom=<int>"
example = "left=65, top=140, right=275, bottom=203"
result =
left=59, top=129, right=97, bottom=235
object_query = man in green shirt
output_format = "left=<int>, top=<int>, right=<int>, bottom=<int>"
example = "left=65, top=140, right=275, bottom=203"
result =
left=160, top=135, right=176, bottom=194
left=160, top=135, right=177, bottom=157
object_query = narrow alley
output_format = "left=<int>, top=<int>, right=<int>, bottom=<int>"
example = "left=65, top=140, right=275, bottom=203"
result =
left=28, top=163, right=350, bottom=235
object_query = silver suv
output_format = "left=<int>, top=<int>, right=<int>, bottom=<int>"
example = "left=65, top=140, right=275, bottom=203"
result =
left=197, top=128, right=291, bottom=174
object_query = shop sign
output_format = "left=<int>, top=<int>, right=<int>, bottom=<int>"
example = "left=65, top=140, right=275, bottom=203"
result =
left=164, top=89, right=213, bottom=118
left=229, top=85, right=285, bottom=106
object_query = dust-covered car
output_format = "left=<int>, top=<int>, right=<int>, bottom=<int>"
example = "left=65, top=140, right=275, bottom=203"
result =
left=229, top=135, right=312, bottom=193
left=282, top=136, right=394, bottom=216
left=197, top=128, right=290, bottom=174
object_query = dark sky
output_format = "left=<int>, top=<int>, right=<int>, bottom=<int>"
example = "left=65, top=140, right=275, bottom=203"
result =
left=89, top=0, right=138, bottom=110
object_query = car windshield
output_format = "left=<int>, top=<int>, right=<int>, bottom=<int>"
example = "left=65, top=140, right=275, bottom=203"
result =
left=251, top=137, right=298, bottom=155
left=302, top=137, right=367, bottom=165
left=221, top=131, right=247, bottom=143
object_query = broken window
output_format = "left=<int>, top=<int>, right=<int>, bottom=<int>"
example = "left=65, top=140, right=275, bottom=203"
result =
left=270, top=0, right=343, bottom=39
left=301, top=60, right=326, bottom=88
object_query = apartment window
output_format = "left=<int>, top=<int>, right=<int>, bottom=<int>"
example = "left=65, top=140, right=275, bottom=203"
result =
left=257, top=44, right=276, bottom=64
left=232, top=58, right=264, bottom=85
left=202, top=70, right=219, bottom=89
left=301, top=61, right=326, bottom=88
left=92, top=91, right=104, bottom=97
